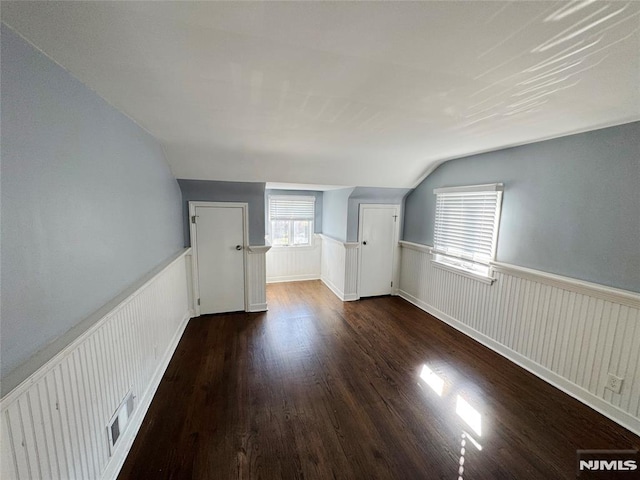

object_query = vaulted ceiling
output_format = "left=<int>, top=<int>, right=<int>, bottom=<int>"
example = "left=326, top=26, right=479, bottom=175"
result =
left=3, top=1, right=639, bottom=187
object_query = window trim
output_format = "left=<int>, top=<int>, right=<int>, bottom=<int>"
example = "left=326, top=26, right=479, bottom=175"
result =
left=430, top=258, right=496, bottom=284
left=269, top=220, right=316, bottom=248
left=268, top=195, right=316, bottom=247
left=433, top=183, right=503, bottom=195
left=432, top=183, right=503, bottom=282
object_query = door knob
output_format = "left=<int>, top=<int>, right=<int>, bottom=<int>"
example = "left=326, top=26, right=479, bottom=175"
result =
left=235, top=245, right=243, bottom=251
left=363, top=241, right=367, bottom=245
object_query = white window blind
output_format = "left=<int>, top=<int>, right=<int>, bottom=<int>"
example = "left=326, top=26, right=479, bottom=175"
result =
left=268, top=195, right=315, bottom=246
left=433, top=184, right=503, bottom=275
left=269, top=196, right=315, bottom=221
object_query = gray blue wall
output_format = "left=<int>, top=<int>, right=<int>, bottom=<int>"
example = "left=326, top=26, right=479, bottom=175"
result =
left=403, top=122, right=640, bottom=292
left=178, top=179, right=266, bottom=246
left=321, top=187, right=410, bottom=242
left=1, top=25, right=184, bottom=380
left=322, top=188, right=354, bottom=242
left=265, top=189, right=324, bottom=233
left=347, top=187, right=411, bottom=242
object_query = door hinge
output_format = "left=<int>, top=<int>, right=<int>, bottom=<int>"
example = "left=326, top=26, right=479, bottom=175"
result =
left=391, top=281, right=393, bottom=287
left=191, top=215, right=197, bottom=224
left=197, top=298, right=200, bottom=306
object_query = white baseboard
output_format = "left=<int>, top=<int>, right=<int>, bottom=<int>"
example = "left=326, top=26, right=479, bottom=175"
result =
left=267, top=274, right=320, bottom=284
left=398, top=290, right=640, bottom=437
left=321, top=276, right=346, bottom=301
left=247, top=303, right=268, bottom=312
left=321, top=276, right=359, bottom=302
left=100, top=311, right=191, bottom=480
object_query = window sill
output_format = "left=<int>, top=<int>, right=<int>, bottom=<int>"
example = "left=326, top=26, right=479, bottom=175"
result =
left=431, top=260, right=496, bottom=285
left=270, top=244, right=317, bottom=251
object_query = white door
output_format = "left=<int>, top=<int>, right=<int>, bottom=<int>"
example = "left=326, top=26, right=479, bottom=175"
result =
left=358, top=205, right=399, bottom=297
left=192, top=203, right=246, bottom=314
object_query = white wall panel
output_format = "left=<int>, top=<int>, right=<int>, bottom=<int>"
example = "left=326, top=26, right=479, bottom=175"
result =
left=1, top=249, right=192, bottom=480
left=343, top=245, right=359, bottom=301
left=247, top=246, right=270, bottom=312
left=319, top=235, right=360, bottom=301
left=266, top=235, right=321, bottom=283
left=398, top=241, right=640, bottom=436
left=320, top=235, right=346, bottom=300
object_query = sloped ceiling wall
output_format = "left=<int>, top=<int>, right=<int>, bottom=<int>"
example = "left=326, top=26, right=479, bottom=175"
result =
left=2, top=1, right=639, bottom=187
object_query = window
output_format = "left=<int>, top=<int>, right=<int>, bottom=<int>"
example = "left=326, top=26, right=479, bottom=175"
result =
left=268, top=195, right=315, bottom=246
left=432, top=183, right=503, bottom=278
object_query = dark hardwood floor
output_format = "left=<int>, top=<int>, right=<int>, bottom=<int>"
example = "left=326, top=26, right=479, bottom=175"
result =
left=118, top=280, right=640, bottom=479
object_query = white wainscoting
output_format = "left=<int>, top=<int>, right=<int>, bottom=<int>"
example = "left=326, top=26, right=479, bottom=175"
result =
left=266, top=235, right=321, bottom=283
left=247, top=245, right=271, bottom=312
left=1, top=249, right=193, bottom=480
left=398, top=241, right=640, bottom=436
left=344, top=245, right=359, bottom=301
left=320, top=235, right=359, bottom=301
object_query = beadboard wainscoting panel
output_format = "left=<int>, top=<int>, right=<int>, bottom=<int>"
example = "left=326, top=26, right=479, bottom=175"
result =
left=320, top=235, right=359, bottom=302
left=1, top=249, right=193, bottom=480
left=247, top=246, right=271, bottom=312
left=266, top=235, right=321, bottom=283
left=343, top=244, right=359, bottom=301
left=320, top=235, right=347, bottom=300
left=398, top=241, right=640, bottom=436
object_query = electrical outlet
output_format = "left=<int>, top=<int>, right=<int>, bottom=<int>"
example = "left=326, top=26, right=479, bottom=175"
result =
left=606, top=373, right=623, bottom=394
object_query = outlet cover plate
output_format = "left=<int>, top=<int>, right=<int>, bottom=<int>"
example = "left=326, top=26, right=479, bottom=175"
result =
left=606, top=374, right=623, bottom=394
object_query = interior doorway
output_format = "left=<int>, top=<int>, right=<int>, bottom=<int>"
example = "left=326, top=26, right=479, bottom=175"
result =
left=189, top=202, right=248, bottom=314
left=357, top=204, right=400, bottom=298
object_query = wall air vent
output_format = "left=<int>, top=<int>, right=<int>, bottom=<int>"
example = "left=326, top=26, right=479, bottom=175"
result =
left=107, top=390, right=135, bottom=455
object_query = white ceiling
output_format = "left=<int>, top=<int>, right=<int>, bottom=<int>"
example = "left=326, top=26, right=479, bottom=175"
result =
left=266, top=183, right=349, bottom=192
left=3, top=1, right=639, bottom=188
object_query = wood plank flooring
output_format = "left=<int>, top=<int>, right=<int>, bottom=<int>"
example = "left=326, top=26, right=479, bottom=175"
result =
left=118, top=280, right=640, bottom=479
